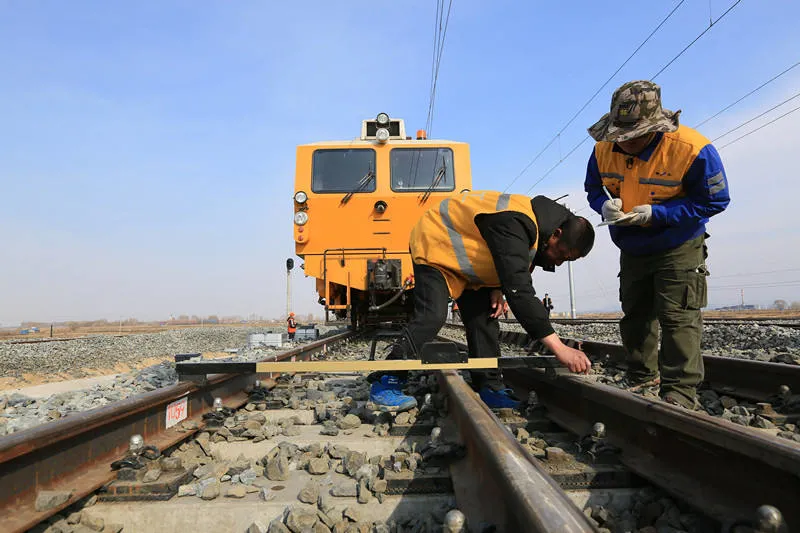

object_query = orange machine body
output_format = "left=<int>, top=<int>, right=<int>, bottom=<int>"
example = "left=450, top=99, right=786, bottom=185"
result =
left=292, top=115, right=473, bottom=326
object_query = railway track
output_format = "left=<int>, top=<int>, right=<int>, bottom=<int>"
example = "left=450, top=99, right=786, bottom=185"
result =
left=443, top=324, right=800, bottom=531
left=4, top=325, right=798, bottom=532
left=1, top=330, right=598, bottom=533
left=492, top=328, right=800, bottom=404
left=0, top=332, right=353, bottom=532
left=537, top=317, right=800, bottom=330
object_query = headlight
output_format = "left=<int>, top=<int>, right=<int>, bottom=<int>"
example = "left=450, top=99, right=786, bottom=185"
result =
left=294, top=211, right=309, bottom=225
left=376, top=112, right=390, bottom=126
left=294, top=191, right=308, bottom=203
left=376, top=128, right=390, bottom=143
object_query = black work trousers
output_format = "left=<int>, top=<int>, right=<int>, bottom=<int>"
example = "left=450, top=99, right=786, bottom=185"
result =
left=389, top=263, right=504, bottom=389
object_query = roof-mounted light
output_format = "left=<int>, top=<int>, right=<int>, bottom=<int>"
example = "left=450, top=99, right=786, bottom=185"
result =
left=294, top=191, right=308, bottom=204
left=376, top=112, right=390, bottom=126
left=376, top=128, right=390, bottom=144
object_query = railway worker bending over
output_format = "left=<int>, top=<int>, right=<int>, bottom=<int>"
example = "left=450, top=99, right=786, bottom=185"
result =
left=584, top=80, right=730, bottom=410
left=370, top=191, right=596, bottom=411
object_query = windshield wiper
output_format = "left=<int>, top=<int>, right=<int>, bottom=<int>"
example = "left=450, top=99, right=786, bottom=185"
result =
left=419, top=163, right=447, bottom=203
left=340, top=170, right=375, bottom=204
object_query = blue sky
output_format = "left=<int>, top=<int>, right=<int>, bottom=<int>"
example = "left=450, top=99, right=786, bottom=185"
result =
left=2, top=1, right=799, bottom=324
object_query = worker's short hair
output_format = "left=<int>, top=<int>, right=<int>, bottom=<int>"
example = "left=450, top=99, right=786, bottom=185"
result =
left=559, top=216, right=595, bottom=258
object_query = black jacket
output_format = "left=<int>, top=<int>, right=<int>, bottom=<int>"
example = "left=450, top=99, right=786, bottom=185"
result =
left=474, top=195, right=572, bottom=340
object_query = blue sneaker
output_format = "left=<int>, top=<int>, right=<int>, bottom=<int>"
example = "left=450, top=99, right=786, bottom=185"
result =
left=366, top=370, right=407, bottom=384
left=370, top=375, right=417, bottom=412
left=479, top=387, right=521, bottom=409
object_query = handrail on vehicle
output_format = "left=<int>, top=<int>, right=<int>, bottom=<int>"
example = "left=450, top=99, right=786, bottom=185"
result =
left=322, top=247, right=389, bottom=321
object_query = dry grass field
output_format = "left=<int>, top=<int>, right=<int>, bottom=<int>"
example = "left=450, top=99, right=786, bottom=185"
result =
left=0, top=321, right=283, bottom=342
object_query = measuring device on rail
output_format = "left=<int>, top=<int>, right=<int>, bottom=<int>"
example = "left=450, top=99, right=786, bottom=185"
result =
left=175, top=340, right=564, bottom=381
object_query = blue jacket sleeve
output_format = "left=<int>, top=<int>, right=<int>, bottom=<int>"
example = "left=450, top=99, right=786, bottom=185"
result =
left=584, top=149, right=606, bottom=215
left=650, top=144, right=731, bottom=226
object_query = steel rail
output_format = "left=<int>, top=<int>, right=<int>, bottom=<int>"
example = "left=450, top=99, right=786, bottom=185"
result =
left=437, top=370, right=595, bottom=532
left=520, top=317, right=800, bottom=329
left=0, top=331, right=355, bottom=533
left=504, top=369, right=800, bottom=530
left=489, top=329, right=800, bottom=402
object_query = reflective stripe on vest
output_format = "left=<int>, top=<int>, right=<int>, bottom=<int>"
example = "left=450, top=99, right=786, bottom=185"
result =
left=410, top=190, right=538, bottom=292
left=594, top=125, right=711, bottom=212
left=439, top=199, right=484, bottom=284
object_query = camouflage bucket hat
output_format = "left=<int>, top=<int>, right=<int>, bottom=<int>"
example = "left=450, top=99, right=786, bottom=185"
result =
left=588, top=80, right=681, bottom=143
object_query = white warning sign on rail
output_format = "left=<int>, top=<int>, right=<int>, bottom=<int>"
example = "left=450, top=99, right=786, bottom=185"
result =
left=166, top=396, right=188, bottom=428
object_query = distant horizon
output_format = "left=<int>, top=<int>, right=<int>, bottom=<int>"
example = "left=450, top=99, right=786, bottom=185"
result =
left=5, top=299, right=800, bottom=328
left=2, top=313, right=325, bottom=329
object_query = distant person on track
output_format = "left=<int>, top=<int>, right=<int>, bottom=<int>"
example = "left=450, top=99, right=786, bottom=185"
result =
left=369, top=191, right=595, bottom=412
left=584, top=80, right=730, bottom=410
left=543, top=293, right=553, bottom=317
left=287, top=313, right=297, bottom=341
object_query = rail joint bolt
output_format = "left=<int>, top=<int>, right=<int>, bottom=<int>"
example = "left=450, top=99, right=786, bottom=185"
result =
left=755, top=505, right=786, bottom=533
left=444, top=509, right=466, bottom=532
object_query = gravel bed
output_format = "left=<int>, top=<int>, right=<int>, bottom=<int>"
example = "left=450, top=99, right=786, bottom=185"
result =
left=0, top=326, right=346, bottom=436
left=498, top=322, right=800, bottom=363
left=35, top=340, right=458, bottom=533
left=440, top=326, right=800, bottom=446
left=33, top=335, right=716, bottom=533
left=0, top=326, right=274, bottom=378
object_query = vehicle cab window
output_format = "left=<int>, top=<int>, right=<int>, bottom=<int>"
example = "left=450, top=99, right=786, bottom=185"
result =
left=312, top=149, right=376, bottom=193
left=390, top=147, right=455, bottom=192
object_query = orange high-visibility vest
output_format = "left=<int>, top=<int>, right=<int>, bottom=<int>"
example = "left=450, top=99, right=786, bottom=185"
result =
left=410, top=190, right=537, bottom=299
left=287, top=317, right=297, bottom=333
left=594, top=125, right=711, bottom=212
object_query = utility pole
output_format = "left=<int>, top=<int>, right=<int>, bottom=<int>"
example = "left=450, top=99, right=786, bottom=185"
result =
left=567, top=261, right=577, bottom=318
left=740, top=288, right=745, bottom=309
left=564, top=203, right=577, bottom=318
left=286, top=258, right=294, bottom=317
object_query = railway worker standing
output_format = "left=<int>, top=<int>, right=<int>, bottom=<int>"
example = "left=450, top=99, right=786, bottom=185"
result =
left=287, top=313, right=297, bottom=341
left=584, top=80, right=730, bottom=410
left=543, top=293, right=554, bottom=317
left=370, top=191, right=596, bottom=411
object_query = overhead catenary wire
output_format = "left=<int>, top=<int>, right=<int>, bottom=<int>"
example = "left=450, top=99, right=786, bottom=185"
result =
left=521, top=0, right=747, bottom=195
left=717, top=103, right=800, bottom=150
left=414, top=0, right=454, bottom=189
left=695, top=60, right=800, bottom=128
left=425, top=0, right=442, bottom=134
left=710, top=90, right=800, bottom=141
left=651, top=0, right=745, bottom=80
left=524, top=137, right=592, bottom=194
left=503, top=0, right=687, bottom=192
left=425, top=0, right=454, bottom=137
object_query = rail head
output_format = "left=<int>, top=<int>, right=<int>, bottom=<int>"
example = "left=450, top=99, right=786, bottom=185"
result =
left=507, top=369, right=800, bottom=529
left=438, top=370, right=595, bottom=533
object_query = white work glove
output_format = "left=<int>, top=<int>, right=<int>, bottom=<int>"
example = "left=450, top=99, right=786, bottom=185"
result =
left=616, top=205, right=652, bottom=226
left=601, top=198, right=624, bottom=222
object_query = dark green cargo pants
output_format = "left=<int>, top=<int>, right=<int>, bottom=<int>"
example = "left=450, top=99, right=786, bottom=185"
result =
left=619, top=235, right=708, bottom=406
